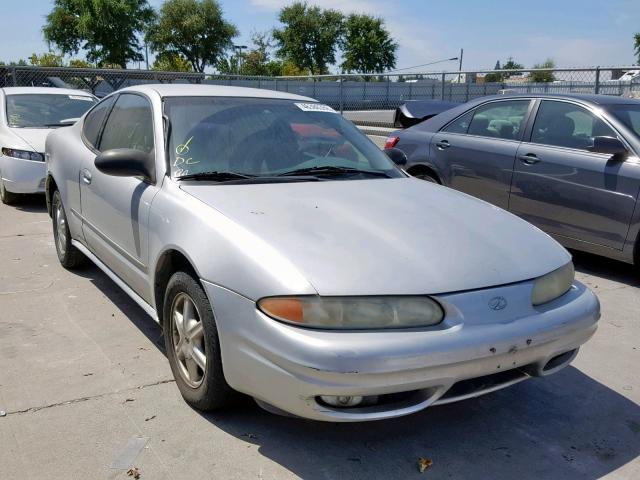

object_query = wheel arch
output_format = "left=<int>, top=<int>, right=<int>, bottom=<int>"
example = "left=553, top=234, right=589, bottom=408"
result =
left=45, top=174, right=58, bottom=217
left=406, top=163, right=441, bottom=183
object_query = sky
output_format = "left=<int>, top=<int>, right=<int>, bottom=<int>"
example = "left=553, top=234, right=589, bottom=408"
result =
left=3, top=0, right=639, bottom=72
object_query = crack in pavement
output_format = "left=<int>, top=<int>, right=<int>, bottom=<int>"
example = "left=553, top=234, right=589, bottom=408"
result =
left=3, top=378, right=175, bottom=416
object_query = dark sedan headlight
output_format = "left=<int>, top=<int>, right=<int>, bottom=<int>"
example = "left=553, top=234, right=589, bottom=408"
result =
left=258, top=296, right=444, bottom=329
left=1, top=148, right=44, bottom=162
left=531, top=262, right=575, bottom=306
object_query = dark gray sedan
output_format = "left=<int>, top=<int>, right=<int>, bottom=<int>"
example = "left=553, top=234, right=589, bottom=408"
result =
left=387, top=94, right=640, bottom=266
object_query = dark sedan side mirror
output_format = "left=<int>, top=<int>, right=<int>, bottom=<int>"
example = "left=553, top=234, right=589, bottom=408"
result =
left=589, top=136, right=627, bottom=157
left=385, top=147, right=408, bottom=166
left=95, top=149, right=155, bottom=182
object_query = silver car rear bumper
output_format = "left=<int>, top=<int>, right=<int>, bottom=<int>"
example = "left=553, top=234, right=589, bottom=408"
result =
left=204, top=280, right=599, bottom=422
left=1, top=157, right=46, bottom=194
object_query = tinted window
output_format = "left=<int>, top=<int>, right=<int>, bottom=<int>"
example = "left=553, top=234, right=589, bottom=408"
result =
left=466, top=100, right=530, bottom=140
left=99, top=94, right=154, bottom=153
left=531, top=101, right=616, bottom=150
left=442, top=110, right=474, bottom=134
left=6, top=94, right=96, bottom=128
left=82, top=96, right=115, bottom=148
left=163, top=97, right=402, bottom=178
left=606, top=104, right=640, bottom=139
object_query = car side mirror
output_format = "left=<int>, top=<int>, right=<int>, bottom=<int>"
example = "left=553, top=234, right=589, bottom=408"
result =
left=95, top=148, right=155, bottom=182
left=385, top=147, right=408, bottom=166
left=589, top=136, right=627, bottom=157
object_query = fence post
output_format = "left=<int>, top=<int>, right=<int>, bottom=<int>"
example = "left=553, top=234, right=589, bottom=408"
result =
left=313, top=77, right=316, bottom=98
left=386, top=76, right=390, bottom=109
left=339, top=75, right=344, bottom=114
left=441, top=72, right=445, bottom=100
left=465, top=81, right=469, bottom=102
left=274, top=78, right=278, bottom=91
left=594, top=66, right=600, bottom=94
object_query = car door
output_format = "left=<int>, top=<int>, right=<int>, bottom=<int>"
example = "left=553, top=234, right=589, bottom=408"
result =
left=429, top=99, right=532, bottom=209
left=509, top=99, right=640, bottom=250
left=79, top=93, right=158, bottom=302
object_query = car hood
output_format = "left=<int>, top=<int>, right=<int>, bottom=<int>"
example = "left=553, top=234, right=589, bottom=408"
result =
left=7, top=128, right=52, bottom=153
left=180, top=178, right=570, bottom=296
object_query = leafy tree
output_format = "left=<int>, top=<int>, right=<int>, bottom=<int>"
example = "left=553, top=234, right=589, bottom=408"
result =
left=503, top=56, right=523, bottom=72
left=29, top=52, right=64, bottom=67
left=340, top=14, right=397, bottom=76
left=68, top=58, right=93, bottom=68
left=240, top=31, right=274, bottom=76
left=43, top=0, right=154, bottom=68
left=273, top=2, right=344, bottom=75
left=152, top=52, right=193, bottom=72
left=216, top=55, right=241, bottom=74
left=146, top=0, right=238, bottom=73
left=635, top=33, right=640, bottom=62
left=531, top=58, right=556, bottom=83
left=485, top=56, right=524, bottom=83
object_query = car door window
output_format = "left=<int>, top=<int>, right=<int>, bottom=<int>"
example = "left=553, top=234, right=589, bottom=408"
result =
left=442, top=110, right=474, bottom=134
left=82, top=96, right=115, bottom=149
left=531, top=100, right=617, bottom=151
left=465, top=100, right=530, bottom=140
left=99, top=94, right=154, bottom=153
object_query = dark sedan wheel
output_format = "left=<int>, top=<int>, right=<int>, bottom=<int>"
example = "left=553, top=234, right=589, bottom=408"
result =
left=52, top=190, right=86, bottom=269
left=163, top=271, right=236, bottom=411
left=414, top=173, right=439, bottom=183
left=0, top=180, right=19, bottom=205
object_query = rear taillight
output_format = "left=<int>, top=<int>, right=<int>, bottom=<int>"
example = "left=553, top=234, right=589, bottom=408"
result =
left=384, top=136, right=399, bottom=149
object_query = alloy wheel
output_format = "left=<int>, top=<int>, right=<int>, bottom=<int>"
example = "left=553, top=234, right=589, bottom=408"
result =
left=171, top=293, right=207, bottom=388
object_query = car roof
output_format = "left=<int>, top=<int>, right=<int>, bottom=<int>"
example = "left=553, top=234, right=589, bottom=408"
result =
left=476, top=92, right=640, bottom=106
left=1, top=86, right=95, bottom=97
left=119, top=83, right=316, bottom=102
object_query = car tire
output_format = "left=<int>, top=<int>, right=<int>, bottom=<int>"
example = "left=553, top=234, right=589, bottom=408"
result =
left=163, top=271, right=237, bottom=411
left=52, top=190, right=86, bottom=269
left=413, top=172, right=439, bottom=183
left=0, top=180, right=20, bottom=205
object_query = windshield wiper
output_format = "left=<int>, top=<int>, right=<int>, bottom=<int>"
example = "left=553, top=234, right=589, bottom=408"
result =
left=176, top=171, right=256, bottom=181
left=277, top=165, right=392, bottom=178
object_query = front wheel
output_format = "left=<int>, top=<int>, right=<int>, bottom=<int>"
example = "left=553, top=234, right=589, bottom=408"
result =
left=51, top=190, right=86, bottom=269
left=0, top=180, right=20, bottom=205
left=414, top=172, right=439, bottom=183
left=163, top=272, right=237, bottom=411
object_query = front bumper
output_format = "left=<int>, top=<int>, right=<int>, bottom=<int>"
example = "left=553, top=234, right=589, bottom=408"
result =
left=204, top=280, right=599, bottom=422
left=1, top=156, right=46, bottom=194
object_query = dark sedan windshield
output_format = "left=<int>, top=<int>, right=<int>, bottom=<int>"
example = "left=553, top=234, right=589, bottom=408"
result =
left=607, top=104, right=640, bottom=138
left=163, top=96, right=402, bottom=179
left=6, top=94, right=96, bottom=128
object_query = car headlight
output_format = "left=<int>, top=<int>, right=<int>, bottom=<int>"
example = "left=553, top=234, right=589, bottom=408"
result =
left=1, top=147, right=44, bottom=162
left=257, top=296, right=444, bottom=329
left=531, top=262, right=575, bottom=306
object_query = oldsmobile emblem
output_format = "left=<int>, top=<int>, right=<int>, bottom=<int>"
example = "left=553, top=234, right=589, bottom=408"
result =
left=488, top=296, right=507, bottom=311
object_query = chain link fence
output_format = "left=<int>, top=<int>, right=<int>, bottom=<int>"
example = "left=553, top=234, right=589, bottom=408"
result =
left=2, top=65, right=639, bottom=128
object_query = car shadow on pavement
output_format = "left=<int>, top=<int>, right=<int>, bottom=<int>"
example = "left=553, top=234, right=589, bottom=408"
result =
left=11, top=194, right=48, bottom=213
left=201, top=367, right=640, bottom=480
left=572, top=249, right=639, bottom=287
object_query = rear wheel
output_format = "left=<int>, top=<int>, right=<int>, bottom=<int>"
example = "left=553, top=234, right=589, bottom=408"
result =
left=163, top=271, right=236, bottom=411
left=0, top=180, right=20, bottom=205
left=413, top=172, right=439, bottom=183
left=52, top=190, right=86, bottom=269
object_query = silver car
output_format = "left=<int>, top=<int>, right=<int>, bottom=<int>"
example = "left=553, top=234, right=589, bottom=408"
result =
left=45, top=85, right=599, bottom=422
left=0, top=87, right=97, bottom=204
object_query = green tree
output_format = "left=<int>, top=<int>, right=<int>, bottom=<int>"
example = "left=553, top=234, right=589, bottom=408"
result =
left=273, top=2, right=344, bottom=75
left=240, top=31, right=274, bottom=76
left=68, top=58, right=93, bottom=68
left=29, top=52, right=64, bottom=67
left=503, top=56, right=524, bottom=73
left=146, top=0, right=238, bottom=73
left=43, top=0, right=154, bottom=68
left=635, top=33, right=640, bottom=62
left=531, top=59, right=556, bottom=83
left=340, top=14, right=397, bottom=75
left=152, top=52, right=193, bottom=72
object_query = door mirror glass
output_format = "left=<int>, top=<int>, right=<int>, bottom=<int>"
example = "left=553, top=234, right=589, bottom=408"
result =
left=94, top=148, right=155, bottom=182
left=384, top=147, right=408, bottom=166
left=589, top=136, right=627, bottom=156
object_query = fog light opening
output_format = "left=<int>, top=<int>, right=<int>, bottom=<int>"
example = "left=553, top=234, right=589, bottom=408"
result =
left=319, top=395, right=364, bottom=408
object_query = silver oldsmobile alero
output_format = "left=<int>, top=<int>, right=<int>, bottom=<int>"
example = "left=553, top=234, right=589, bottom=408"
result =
left=45, top=84, right=600, bottom=422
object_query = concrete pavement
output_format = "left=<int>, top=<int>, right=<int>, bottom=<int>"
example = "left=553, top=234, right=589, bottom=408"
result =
left=1, top=195, right=639, bottom=480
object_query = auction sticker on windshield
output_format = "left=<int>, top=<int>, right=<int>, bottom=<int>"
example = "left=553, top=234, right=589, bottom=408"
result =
left=295, top=103, right=336, bottom=113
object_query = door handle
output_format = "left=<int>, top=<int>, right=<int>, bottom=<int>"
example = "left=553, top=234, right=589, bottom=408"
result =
left=81, top=169, right=92, bottom=185
left=436, top=140, right=450, bottom=150
left=518, top=153, right=540, bottom=165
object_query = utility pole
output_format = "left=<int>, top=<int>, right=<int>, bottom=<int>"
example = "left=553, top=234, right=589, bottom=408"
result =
left=458, top=48, right=464, bottom=82
left=145, top=43, right=149, bottom=70
left=233, top=45, right=247, bottom=75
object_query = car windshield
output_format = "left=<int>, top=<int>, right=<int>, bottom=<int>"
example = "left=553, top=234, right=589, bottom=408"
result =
left=163, top=96, right=402, bottom=180
left=6, top=93, right=97, bottom=128
left=607, top=104, right=640, bottom=139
